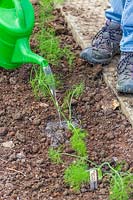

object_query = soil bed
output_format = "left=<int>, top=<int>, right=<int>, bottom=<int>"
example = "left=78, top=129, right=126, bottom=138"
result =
left=0, top=6, right=132, bottom=200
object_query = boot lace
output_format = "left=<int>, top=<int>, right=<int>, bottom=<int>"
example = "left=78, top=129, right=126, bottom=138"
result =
left=92, top=22, right=122, bottom=52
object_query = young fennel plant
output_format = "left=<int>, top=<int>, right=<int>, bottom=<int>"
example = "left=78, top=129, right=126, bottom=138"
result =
left=62, top=83, right=84, bottom=121
left=49, top=147, right=133, bottom=198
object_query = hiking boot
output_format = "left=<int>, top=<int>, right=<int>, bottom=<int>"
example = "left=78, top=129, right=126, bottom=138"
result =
left=116, top=52, right=133, bottom=93
left=80, top=20, right=122, bottom=64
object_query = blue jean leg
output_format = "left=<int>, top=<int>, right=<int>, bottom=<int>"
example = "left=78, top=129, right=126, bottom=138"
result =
left=105, top=0, right=125, bottom=23
left=120, top=0, right=133, bottom=52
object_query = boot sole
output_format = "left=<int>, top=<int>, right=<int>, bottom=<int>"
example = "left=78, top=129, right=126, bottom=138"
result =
left=116, top=84, right=133, bottom=94
left=80, top=50, right=120, bottom=65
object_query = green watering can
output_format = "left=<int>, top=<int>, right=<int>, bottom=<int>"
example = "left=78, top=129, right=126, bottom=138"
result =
left=0, top=0, right=55, bottom=94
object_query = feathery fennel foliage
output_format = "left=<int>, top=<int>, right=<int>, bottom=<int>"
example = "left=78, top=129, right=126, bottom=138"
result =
left=62, top=83, right=84, bottom=120
left=48, top=147, right=63, bottom=164
left=30, top=66, right=59, bottom=99
left=34, top=0, right=75, bottom=67
left=109, top=170, right=133, bottom=200
left=70, top=127, right=87, bottom=157
left=64, top=160, right=89, bottom=191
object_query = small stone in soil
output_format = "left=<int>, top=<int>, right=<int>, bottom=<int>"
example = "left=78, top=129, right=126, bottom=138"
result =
left=9, top=152, right=16, bottom=161
left=13, top=112, right=23, bottom=120
left=9, top=77, right=17, bottom=84
left=32, top=145, right=39, bottom=153
left=16, top=131, right=26, bottom=143
left=32, top=118, right=41, bottom=125
left=0, top=127, right=8, bottom=136
left=36, top=158, right=44, bottom=165
left=2, top=141, right=14, bottom=148
left=16, top=151, right=25, bottom=159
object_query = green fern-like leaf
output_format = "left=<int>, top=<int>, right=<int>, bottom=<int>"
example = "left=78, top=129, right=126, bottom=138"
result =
left=48, top=147, right=63, bottom=164
left=30, top=66, right=59, bottom=99
left=109, top=172, right=133, bottom=200
left=64, top=160, right=89, bottom=191
left=72, top=83, right=84, bottom=99
left=62, top=83, right=84, bottom=109
left=70, top=127, right=87, bottom=157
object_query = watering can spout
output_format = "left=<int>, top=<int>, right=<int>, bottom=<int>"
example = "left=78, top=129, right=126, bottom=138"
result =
left=12, top=38, right=48, bottom=67
left=11, top=37, right=56, bottom=95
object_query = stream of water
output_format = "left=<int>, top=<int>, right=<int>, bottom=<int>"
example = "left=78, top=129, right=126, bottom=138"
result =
left=43, top=65, right=62, bottom=127
left=53, top=91, right=63, bottom=127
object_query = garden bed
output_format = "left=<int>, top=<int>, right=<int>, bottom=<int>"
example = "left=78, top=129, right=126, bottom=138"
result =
left=0, top=3, right=132, bottom=200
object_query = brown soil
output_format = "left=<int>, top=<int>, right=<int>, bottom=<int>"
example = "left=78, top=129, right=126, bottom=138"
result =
left=0, top=6, right=132, bottom=200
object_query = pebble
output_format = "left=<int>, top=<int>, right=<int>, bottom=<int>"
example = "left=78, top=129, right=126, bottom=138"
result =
left=9, top=152, right=16, bottom=161
left=0, top=110, right=5, bottom=116
left=106, top=132, right=115, bottom=140
left=5, top=182, right=14, bottom=195
left=0, top=127, right=8, bottom=136
left=112, top=156, right=118, bottom=163
left=36, top=158, right=44, bottom=165
left=40, top=137, right=46, bottom=143
left=54, top=183, right=60, bottom=189
left=13, top=112, right=23, bottom=120
left=32, top=145, right=39, bottom=153
left=63, top=190, right=69, bottom=196
left=9, top=77, right=17, bottom=84
left=16, top=151, right=25, bottom=159
left=32, top=181, right=44, bottom=191
left=39, top=102, right=49, bottom=108
left=2, top=141, right=14, bottom=148
left=0, top=76, right=5, bottom=83
left=81, top=187, right=88, bottom=193
left=0, top=183, right=4, bottom=190
left=99, top=150, right=107, bottom=158
left=32, top=118, right=41, bottom=126
left=16, top=131, right=26, bottom=143
left=52, top=172, right=58, bottom=178
left=99, top=188, right=108, bottom=194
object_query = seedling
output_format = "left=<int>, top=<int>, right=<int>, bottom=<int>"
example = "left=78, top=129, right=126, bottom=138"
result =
left=62, top=83, right=84, bottom=121
left=49, top=146, right=133, bottom=197
left=30, top=65, right=57, bottom=99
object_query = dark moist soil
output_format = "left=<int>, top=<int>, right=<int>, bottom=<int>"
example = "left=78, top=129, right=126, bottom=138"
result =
left=0, top=6, right=133, bottom=200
